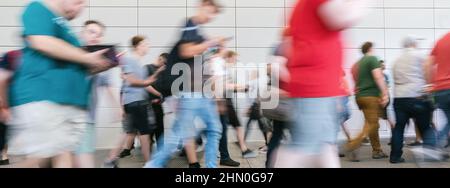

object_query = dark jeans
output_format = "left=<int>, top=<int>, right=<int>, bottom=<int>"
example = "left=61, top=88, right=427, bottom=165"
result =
left=390, top=98, right=436, bottom=161
left=151, top=102, right=164, bottom=152
left=245, top=102, right=269, bottom=144
left=266, top=120, right=288, bottom=168
left=219, top=115, right=230, bottom=160
left=434, top=90, right=450, bottom=148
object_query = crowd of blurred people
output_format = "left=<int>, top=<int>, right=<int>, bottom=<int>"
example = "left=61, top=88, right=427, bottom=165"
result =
left=0, top=0, right=449, bottom=168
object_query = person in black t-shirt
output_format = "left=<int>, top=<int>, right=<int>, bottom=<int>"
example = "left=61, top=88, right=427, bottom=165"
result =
left=146, top=53, right=168, bottom=152
left=144, top=0, right=227, bottom=168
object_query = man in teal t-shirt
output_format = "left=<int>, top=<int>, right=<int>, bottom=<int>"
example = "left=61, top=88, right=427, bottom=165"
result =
left=11, top=1, right=88, bottom=107
left=6, top=0, right=111, bottom=168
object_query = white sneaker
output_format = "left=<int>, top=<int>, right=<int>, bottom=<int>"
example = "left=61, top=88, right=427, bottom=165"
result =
left=143, top=161, right=154, bottom=168
left=361, top=138, right=370, bottom=146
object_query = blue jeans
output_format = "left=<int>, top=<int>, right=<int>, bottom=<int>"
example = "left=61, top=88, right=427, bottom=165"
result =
left=390, top=98, right=436, bottom=161
left=434, top=90, right=450, bottom=148
left=146, top=93, right=222, bottom=168
left=290, top=97, right=340, bottom=154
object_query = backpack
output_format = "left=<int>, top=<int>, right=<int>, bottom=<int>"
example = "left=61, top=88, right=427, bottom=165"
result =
left=0, top=49, right=22, bottom=71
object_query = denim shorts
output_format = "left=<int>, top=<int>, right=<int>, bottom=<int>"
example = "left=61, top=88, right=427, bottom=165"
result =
left=290, top=97, right=340, bottom=154
left=338, top=96, right=351, bottom=124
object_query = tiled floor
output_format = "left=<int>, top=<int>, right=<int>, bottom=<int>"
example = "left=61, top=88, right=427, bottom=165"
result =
left=2, top=139, right=450, bottom=168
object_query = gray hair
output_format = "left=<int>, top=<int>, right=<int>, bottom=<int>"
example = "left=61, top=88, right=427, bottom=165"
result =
left=403, top=36, right=418, bottom=48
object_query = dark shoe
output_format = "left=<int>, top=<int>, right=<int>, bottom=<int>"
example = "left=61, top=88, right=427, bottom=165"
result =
left=220, top=158, right=240, bottom=167
left=119, top=149, right=131, bottom=158
left=189, top=162, right=201, bottom=168
left=0, top=159, right=9, bottom=166
left=407, top=141, right=423, bottom=147
left=196, top=137, right=203, bottom=146
left=179, top=149, right=186, bottom=157
left=372, top=151, right=389, bottom=159
left=390, top=158, right=405, bottom=164
left=339, top=153, right=345, bottom=158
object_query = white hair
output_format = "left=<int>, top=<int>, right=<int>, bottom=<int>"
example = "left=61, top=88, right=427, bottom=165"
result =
left=403, top=36, right=418, bottom=48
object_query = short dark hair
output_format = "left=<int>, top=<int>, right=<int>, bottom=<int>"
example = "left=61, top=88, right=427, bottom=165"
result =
left=361, top=42, right=373, bottom=55
left=201, top=0, right=222, bottom=13
left=84, top=20, right=105, bottom=29
left=131, top=35, right=146, bottom=48
left=225, top=51, right=237, bottom=58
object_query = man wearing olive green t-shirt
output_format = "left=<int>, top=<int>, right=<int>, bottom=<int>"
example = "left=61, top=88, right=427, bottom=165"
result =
left=346, top=42, right=389, bottom=161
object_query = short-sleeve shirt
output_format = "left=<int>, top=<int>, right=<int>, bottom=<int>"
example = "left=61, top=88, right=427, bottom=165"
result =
left=287, top=0, right=346, bottom=98
left=392, top=49, right=427, bottom=98
left=9, top=1, right=91, bottom=108
left=168, top=18, right=207, bottom=93
left=430, top=32, right=450, bottom=92
left=121, top=55, right=149, bottom=105
left=146, top=64, right=162, bottom=100
left=354, top=56, right=382, bottom=98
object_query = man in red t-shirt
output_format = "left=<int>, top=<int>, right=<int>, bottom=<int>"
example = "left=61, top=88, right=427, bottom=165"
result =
left=275, top=0, right=370, bottom=168
left=425, top=32, right=450, bottom=149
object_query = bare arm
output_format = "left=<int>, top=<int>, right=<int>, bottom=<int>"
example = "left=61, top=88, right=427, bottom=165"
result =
left=372, top=68, right=389, bottom=106
left=0, top=69, right=12, bottom=122
left=179, top=42, right=211, bottom=59
left=0, top=70, right=12, bottom=109
left=28, top=36, right=97, bottom=66
left=318, top=0, right=371, bottom=30
left=179, top=37, right=225, bottom=59
left=122, top=74, right=156, bottom=87
left=146, top=86, right=162, bottom=97
left=424, top=56, right=435, bottom=84
left=27, top=36, right=110, bottom=74
left=123, top=66, right=165, bottom=87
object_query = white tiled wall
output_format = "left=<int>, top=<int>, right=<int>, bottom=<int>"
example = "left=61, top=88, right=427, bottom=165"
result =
left=0, top=0, right=449, bottom=149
